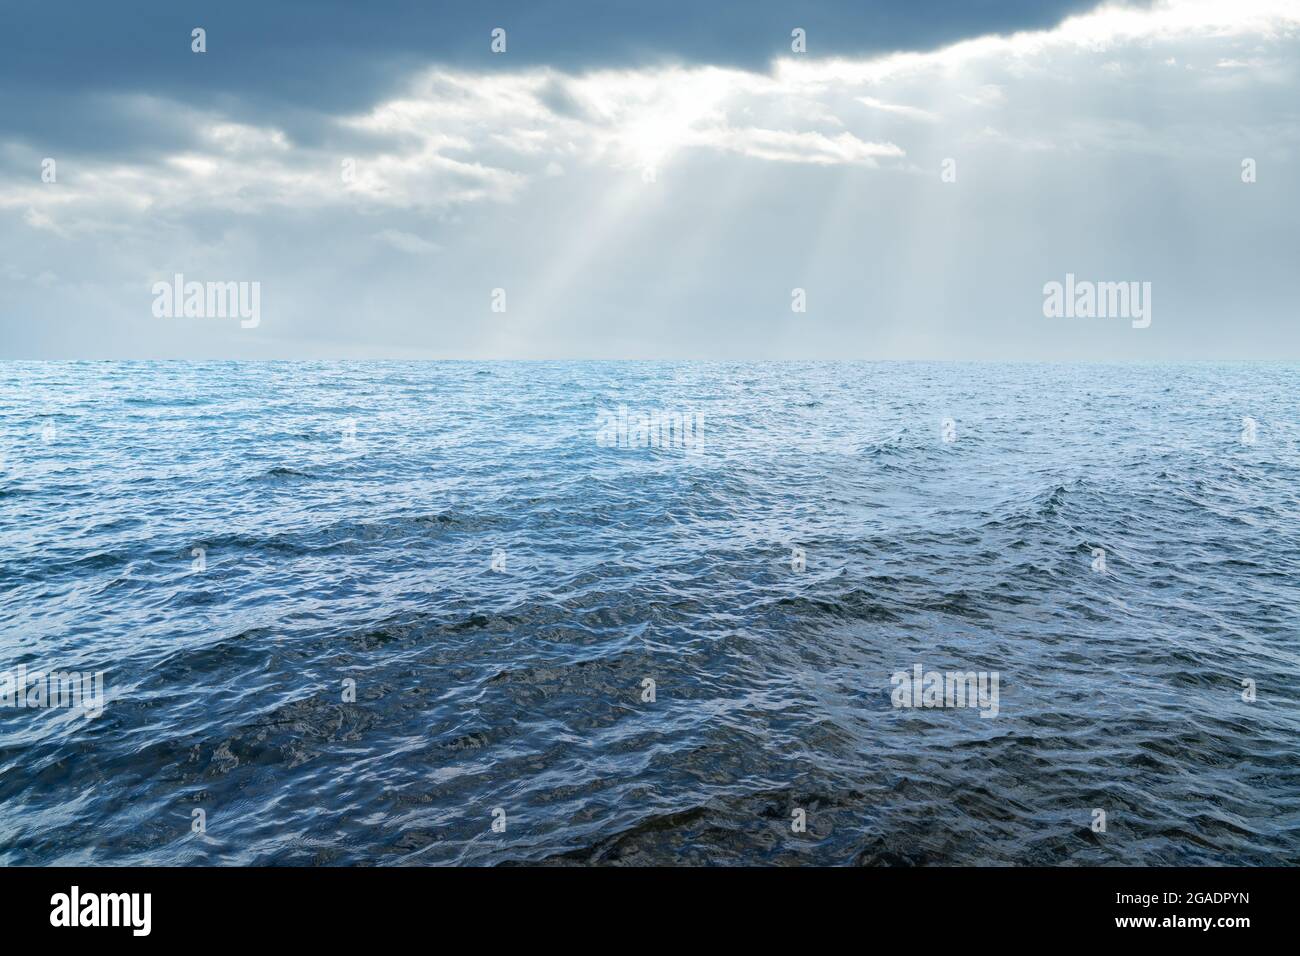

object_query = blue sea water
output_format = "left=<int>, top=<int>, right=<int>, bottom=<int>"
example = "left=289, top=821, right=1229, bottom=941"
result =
left=0, top=361, right=1297, bottom=865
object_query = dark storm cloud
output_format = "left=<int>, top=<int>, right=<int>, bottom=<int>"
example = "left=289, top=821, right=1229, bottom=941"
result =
left=1, top=0, right=1121, bottom=152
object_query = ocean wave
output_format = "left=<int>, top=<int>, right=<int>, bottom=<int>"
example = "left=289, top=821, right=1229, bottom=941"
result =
left=1, top=361, right=1297, bottom=865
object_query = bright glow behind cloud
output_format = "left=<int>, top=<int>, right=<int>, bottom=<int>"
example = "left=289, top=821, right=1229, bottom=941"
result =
left=1, top=0, right=1298, bottom=358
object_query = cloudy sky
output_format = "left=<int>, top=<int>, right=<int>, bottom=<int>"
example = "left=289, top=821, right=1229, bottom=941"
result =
left=1, top=0, right=1297, bottom=359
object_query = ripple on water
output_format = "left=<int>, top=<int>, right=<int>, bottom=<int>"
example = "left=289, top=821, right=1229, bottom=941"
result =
left=0, top=361, right=1297, bottom=865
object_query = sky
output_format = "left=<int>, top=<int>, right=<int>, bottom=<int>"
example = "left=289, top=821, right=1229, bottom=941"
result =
left=0, top=0, right=1297, bottom=360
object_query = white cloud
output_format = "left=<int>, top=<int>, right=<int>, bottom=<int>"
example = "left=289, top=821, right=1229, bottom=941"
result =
left=959, top=84, right=1006, bottom=107
left=3, top=0, right=1299, bottom=359
left=7, top=0, right=1297, bottom=235
left=695, top=126, right=902, bottom=165
left=370, top=229, right=442, bottom=254
left=857, top=96, right=940, bottom=121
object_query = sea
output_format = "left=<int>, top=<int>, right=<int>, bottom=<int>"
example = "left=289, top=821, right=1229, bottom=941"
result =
left=1, top=361, right=1296, bottom=865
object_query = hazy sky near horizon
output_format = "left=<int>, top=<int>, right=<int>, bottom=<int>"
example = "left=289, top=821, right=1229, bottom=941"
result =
left=1, top=0, right=1297, bottom=360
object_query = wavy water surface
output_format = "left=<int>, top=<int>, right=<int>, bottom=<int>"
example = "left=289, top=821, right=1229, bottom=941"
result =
left=0, top=361, right=1297, bottom=865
